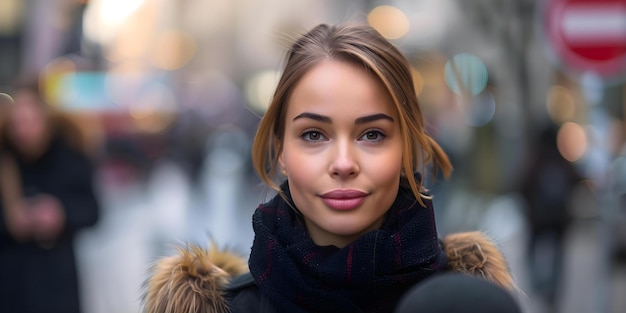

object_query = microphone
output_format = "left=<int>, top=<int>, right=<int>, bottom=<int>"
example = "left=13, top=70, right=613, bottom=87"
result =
left=395, top=273, right=522, bottom=313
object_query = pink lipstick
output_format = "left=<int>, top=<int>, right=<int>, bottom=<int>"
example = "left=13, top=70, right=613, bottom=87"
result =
left=320, top=190, right=368, bottom=211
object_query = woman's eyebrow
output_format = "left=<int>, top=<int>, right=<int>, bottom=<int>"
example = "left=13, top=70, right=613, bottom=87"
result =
left=293, top=112, right=332, bottom=123
left=355, top=113, right=394, bottom=124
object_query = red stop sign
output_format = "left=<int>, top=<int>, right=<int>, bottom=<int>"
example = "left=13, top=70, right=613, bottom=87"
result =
left=544, top=0, right=626, bottom=79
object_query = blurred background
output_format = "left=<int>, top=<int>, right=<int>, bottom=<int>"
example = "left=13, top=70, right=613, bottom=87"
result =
left=0, top=0, right=625, bottom=312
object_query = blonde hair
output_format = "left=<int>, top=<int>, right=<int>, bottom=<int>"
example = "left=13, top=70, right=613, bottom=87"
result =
left=251, top=23, right=452, bottom=204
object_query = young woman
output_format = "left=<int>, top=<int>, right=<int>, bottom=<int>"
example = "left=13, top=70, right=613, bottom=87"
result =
left=144, top=23, right=518, bottom=313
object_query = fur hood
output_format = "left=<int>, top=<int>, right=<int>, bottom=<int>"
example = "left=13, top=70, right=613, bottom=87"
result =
left=143, top=232, right=516, bottom=313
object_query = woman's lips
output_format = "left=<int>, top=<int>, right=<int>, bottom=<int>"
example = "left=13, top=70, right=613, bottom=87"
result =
left=320, top=190, right=369, bottom=211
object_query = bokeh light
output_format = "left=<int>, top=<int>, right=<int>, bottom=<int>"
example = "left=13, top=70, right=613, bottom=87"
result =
left=546, top=85, right=576, bottom=124
left=105, top=31, right=149, bottom=63
left=83, top=0, right=145, bottom=45
left=245, top=70, right=280, bottom=113
left=444, top=53, right=488, bottom=96
left=151, top=30, right=197, bottom=70
left=97, top=0, right=144, bottom=29
left=367, top=6, right=410, bottom=40
left=557, top=122, right=587, bottom=162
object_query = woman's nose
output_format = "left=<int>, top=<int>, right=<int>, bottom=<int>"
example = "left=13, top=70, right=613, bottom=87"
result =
left=328, top=140, right=359, bottom=178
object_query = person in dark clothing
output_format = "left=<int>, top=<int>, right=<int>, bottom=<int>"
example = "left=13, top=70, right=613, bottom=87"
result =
left=520, top=124, right=581, bottom=311
left=142, top=23, right=521, bottom=313
left=0, top=83, right=99, bottom=313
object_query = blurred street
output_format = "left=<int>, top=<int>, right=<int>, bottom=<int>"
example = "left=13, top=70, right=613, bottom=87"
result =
left=1, top=0, right=626, bottom=312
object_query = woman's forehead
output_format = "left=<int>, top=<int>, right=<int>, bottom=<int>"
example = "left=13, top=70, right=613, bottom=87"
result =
left=285, top=60, right=397, bottom=120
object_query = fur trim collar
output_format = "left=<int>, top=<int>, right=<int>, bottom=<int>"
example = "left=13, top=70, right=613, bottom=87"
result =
left=142, top=244, right=248, bottom=313
left=442, top=231, right=517, bottom=290
left=142, top=232, right=516, bottom=313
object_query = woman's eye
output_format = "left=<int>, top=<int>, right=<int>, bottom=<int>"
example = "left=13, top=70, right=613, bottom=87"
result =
left=360, top=130, right=385, bottom=142
left=301, top=131, right=326, bottom=142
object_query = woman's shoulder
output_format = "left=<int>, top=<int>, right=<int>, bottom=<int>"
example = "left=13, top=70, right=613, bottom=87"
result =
left=225, top=273, right=276, bottom=313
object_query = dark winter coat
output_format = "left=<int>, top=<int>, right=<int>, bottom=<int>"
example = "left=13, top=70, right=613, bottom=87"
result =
left=143, top=230, right=517, bottom=313
left=0, top=136, right=99, bottom=313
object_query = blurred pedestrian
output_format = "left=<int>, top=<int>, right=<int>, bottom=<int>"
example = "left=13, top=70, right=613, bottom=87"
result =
left=520, top=124, right=581, bottom=311
left=0, top=81, right=100, bottom=313
left=143, top=23, right=519, bottom=313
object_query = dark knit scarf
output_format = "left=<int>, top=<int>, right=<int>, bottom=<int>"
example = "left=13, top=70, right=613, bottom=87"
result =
left=248, top=181, right=447, bottom=313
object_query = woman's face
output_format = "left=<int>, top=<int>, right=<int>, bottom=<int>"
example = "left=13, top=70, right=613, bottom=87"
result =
left=279, top=60, right=403, bottom=248
left=8, top=90, right=50, bottom=157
